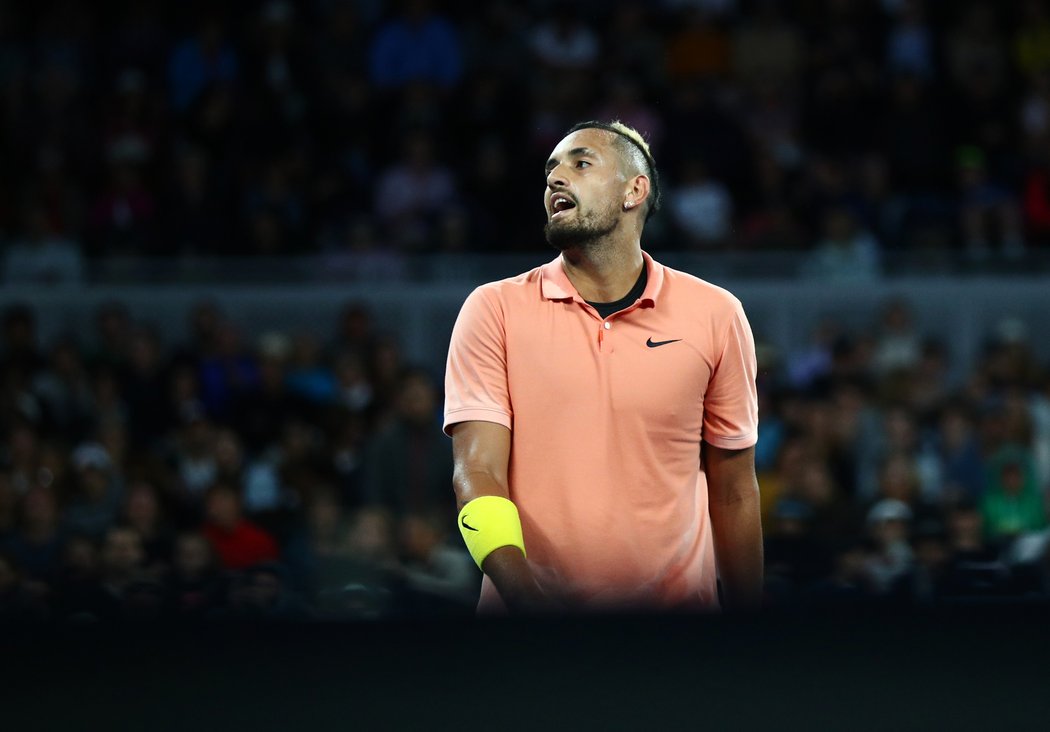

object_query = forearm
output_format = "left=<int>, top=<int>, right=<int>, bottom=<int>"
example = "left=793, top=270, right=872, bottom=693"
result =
left=709, top=488, right=764, bottom=612
left=703, top=444, right=764, bottom=612
left=453, top=461, right=548, bottom=612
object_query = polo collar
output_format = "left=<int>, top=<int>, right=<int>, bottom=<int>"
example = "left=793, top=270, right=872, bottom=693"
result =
left=540, top=250, right=665, bottom=307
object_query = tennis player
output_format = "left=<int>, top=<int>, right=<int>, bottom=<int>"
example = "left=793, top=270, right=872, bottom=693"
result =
left=444, top=121, right=763, bottom=614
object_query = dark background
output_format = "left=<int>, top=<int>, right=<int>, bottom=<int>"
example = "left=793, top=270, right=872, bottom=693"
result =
left=5, top=607, right=1050, bottom=730
left=3, top=0, right=1050, bottom=724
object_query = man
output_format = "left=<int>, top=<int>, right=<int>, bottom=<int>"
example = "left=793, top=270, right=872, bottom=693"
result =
left=444, top=121, right=762, bottom=614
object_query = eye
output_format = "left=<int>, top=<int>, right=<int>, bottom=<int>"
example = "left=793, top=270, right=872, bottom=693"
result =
left=576, top=160, right=590, bottom=168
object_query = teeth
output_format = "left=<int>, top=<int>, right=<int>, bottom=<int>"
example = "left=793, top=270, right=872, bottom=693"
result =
left=553, top=196, right=573, bottom=212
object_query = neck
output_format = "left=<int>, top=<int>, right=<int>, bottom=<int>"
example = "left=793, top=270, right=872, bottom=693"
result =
left=560, top=235, right=644, bottom=302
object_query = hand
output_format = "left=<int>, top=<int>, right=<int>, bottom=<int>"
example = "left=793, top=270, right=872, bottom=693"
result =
left=482, top=546, right=563, bottom=616
left=502, top=579, right=563, bottom=616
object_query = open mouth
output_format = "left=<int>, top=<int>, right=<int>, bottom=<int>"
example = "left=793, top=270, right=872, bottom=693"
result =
left=550, top=193, right=577, bottom=220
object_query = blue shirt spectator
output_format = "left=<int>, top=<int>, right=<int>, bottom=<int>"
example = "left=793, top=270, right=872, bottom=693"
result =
left=369, top=2, right=462, bottom=90
left=168, top=19, right=239, bottom=111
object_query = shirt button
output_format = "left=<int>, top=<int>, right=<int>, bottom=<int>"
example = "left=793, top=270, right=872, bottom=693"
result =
left=603, top=321, right=611, bottom=329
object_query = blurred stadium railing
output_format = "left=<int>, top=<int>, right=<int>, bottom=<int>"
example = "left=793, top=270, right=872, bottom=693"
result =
left=8, top=252, right=1050, bottom=382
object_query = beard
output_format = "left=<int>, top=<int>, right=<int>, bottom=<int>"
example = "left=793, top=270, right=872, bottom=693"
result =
left=544, top=204, right=619, bottom=252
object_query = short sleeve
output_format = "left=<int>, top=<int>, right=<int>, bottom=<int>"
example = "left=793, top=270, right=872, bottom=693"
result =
left=702, top=297, right=759, bottom=450
left=443, top=285, right=513, bottom=435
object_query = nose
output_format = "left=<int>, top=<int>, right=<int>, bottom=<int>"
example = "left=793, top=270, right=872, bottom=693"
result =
left=546, top=164, right=567, bottom=190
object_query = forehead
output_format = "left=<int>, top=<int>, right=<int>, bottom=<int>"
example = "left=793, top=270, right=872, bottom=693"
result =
left=549, top=128, right=617, bottom=160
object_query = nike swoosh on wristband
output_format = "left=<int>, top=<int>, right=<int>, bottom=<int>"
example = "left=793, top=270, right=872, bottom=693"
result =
left=646, top=337, right=682, bottom=348
left=461, top=515, right=479, bottom=532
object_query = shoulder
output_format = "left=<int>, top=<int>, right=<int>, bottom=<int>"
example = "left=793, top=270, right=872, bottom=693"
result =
left=658, top=263, right=744, bottom=316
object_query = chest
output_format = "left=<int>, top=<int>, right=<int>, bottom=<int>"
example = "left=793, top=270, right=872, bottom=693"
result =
left=504, top=301, right=715, bottom=431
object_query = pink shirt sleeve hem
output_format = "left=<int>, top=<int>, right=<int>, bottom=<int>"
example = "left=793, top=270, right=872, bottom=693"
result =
left=443, top=408, right=513, bottom=436
left=702, top=431, right=758, bottom=450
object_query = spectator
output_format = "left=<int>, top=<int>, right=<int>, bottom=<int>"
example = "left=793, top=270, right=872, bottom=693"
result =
left=333, top=302, right=378, bottom=363
left=603, top=2, right=666, bottom=88
left=240, top=156, right=307, bottom=255
left=170, top=406, right=218, bottom=500
left=956, top=146, right=1025, bottom=260
left=167, top=14, right=239, bottom=111
left=0, top=304, right=43, bottom=379
left=331, top=351, right=374, bottom=418
left=243, top=1, right=311, bottom=135
left=200, top=483, right=279, bottom=571
left=863, top=498, right=915, bottom=594
left=2, top=486, right=63, bottom=584
left=86, top=142, right=156, bottom=255
left=944, top=3, right=1008, bottom=94
left=395, top=510, right=477, bottom=612
left=665, top=8, right=731, bottom=81
left=872, top=300, right=922, bottom=376
left=0, top=550, right=48, bottom=621
left=122, top=327, right=172, bottom=449
left=3, top=424, right=42, bottom=500
left=668, top=157, right=734, bottom=247
left=53, top=534, right=108, bottom=621
left=97, top=524, right=150, bottom=618
left=942, top=501, right=1011, bottom=598
left=935, top=402, right=986, bottom=503
left=122, top=481, right=173, bottom=572
left=88, top=302, right=132, bottom=374
left=981, top=445, right=1047, bottom=543
left=731, top=0, right=803, bottom=90
left=33, top=338, right=94, bottom=443
left=369, top=0, right=462, bottom=91
left=223, top=562, right=311, bottom=621
left=373, top=131, right=457, bottom=251
left=290, top=489, right=354, bottom=597
left=1014, top=0, right=1050, bottom=79
left=893, top=520, right=950, bottom=604
left=802, top=207, right=881, bottom=280
left=764, top=498, right=830, bottom=595
left=885, top=0, right=936, bottom=80
left=330, top=414, right=368, bottom=509
left=531, top=7, right=600, bottom=72
left=285, top=334, right=337, bottom=405
left=363, top=369, right=453, bottom=517
left=64, top=442, right=123, bottom=539
left=161, top=145, right=230, bottom=256
left=229, top=333, right=307, bottom=454
left=101, top=68, right=160, bottom=171
left=166, top=531, right=225, bottom=617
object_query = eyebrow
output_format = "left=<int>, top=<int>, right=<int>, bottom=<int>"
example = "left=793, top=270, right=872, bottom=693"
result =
left=545, top=147, right=596, bottom=173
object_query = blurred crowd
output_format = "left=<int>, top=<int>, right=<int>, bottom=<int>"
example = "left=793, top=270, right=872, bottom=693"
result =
left=759, top=300, right=1050, bottom=607
left=3, top=0, right=1050, bottom=623
left=5, top=0, right=1050, bottom=282
left=0, top=301, right=478, bottom=622
left=1, top=294, right=1049, bottom=623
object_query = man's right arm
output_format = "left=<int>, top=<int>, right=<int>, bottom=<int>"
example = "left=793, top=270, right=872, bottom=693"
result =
left=450, top=420, right=551, bottom=613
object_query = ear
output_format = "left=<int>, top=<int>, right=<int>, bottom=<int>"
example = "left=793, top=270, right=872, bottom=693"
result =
left=623, top=174, right=651, bottom=212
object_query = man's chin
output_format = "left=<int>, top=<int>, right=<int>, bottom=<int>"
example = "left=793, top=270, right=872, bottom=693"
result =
left=545, top=222, right=590, bottom=251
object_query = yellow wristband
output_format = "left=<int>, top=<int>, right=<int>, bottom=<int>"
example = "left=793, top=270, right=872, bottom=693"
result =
left=458, top=495, right=526, bottom=570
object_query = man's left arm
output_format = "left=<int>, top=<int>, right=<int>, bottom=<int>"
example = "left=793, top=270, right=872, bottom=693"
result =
left=703, top=443, right=763, bottom=612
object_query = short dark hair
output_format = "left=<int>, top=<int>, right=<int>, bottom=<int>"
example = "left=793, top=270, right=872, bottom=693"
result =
left=566, top=120, right=661, bottom=221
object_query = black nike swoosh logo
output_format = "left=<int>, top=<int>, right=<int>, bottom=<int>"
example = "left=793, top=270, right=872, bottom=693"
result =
left=461, top=515, right=479, bottom=532
left=646, top=337, right=682, bottom=348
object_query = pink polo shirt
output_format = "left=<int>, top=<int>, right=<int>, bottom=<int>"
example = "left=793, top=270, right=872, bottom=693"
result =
left=444, top=251, right=758, bottom=613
